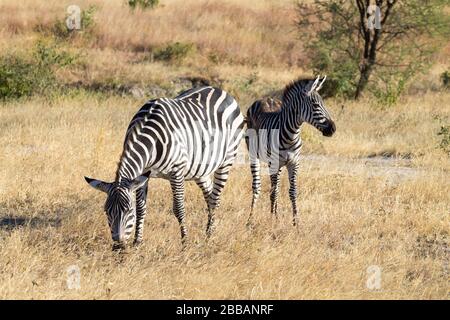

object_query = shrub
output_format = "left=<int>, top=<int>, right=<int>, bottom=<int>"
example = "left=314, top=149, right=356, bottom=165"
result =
left=0, top=42, right=76, bottom=100
left=0, top=56, right=36, bottom=99
left=371, top=76, right=407, bottom=107
left=308, top=44, right=357, bottom=98
left=80, top=5, right=96, bottom=30
left=128, top=0, right=159, bottom=10
left=34, top=41, right=76, bottom=68
left=153, top=42, right=195, bottom=62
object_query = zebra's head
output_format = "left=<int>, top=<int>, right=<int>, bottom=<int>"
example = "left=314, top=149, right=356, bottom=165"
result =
left=290, top=75, right=336, bottom=137
left=84, top=176, right=148, bottom=250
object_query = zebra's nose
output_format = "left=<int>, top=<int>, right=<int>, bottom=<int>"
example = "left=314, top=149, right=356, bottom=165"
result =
left=112, top=241, right=126, bottom=251
left=112, top=232, right=126, bottom=244
left=112, top=232, right=119, bottom=240
left=322, top=120, right=336, bottom=137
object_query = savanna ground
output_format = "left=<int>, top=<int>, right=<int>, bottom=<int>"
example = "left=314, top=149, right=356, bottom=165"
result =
left=0, top=0, right=449, bottom=299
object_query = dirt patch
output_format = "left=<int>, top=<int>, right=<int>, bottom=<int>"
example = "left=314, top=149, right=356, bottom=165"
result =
left=298, top=154, right=443, bottom=184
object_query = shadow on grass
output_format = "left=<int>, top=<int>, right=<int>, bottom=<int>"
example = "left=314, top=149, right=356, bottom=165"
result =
left=0, top=195, right=96, bottom=232
left=0, top=216, right=61, bottom=231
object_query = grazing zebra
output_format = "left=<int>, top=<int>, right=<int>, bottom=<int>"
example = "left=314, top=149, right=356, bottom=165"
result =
left=85, top=86, right=244, bottom=250
left=245, top=76, right=336, bottom=226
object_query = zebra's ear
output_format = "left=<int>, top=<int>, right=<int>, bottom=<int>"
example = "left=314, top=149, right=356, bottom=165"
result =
left=130, top=175, right=148, bottom=191
left=305, top=75, right=321, bottom=95
left=316, top=75, right=327, bottom=92
left=85, top=177, right=112, bottom=193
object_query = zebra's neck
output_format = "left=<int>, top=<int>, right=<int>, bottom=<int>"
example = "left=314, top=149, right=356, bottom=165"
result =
left=279, top=97, right=303, bottom=146
left=115, top=129, right=146, bottom=183
left=115, top=152, right=141, bottom=183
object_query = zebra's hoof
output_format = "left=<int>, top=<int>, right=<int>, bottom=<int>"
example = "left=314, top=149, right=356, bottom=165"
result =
left=205, top=224, right=215, bottom=238
left=133, top=240, right=143, bottom=247
left=246, top=220, right=255, bottom=230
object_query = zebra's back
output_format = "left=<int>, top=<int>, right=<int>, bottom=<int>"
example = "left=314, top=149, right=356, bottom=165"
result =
left=123, top=87, right=244, bottom=180
left=246, top=97, right=282, bottom=131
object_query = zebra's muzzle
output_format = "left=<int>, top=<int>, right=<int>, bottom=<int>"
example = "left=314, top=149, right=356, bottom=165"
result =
left=112, top=241, right=126, bottom=251
left=321, top=120, right=336, bottom=137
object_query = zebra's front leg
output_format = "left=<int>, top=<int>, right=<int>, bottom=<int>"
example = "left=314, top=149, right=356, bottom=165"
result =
left=269, top=168, right=282, bottom=217
left=195, top=176, right=214, bottom=236
left=287, top=162, right=300, bottom=226
left=245, top=131, right=261, bottom=222
left=248, top=158, right=261, bottom=224
left=170, top=172, right=187, bottom=244
left=134, top=179, right=149, bottom=246
left=206, top=163, right=232, bottom=237
left=247, top=159, right=261, bottom=227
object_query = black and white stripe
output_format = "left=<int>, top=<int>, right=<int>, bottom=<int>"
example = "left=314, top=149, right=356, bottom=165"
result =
left=86, top=86, right=244, bottom=249
left=245, top=76, right=336, bottom=226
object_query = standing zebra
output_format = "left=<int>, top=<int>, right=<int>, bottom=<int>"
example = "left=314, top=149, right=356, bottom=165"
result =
left=85, top=86, right=244, bottom=250
left=245, top=76, right=336, bottom=226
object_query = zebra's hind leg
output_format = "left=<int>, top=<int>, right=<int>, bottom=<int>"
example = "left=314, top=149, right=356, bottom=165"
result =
left=247, top=158, right=262, bottom=226
left=287, top=162, right=300, bottom=226
left=195, top=176, right=214, bottom=236
left=206, top=163, right=233, bottom=237
left=134, top=179, right=149, bottom=246
left=195, top=176, right=213, bottom=206
left=269, top=167, right=282, bottom=217
left=169, top=172, right=187, bottom=245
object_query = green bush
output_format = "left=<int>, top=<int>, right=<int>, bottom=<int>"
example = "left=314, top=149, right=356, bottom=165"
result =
left=80, top=5, right=96, bottom=30
left=128, top=0, right=159, bottom=10
left=153, top=42, right=195, bottom=62
left=370, top=76, right=407, bottom=107
left=309, top=44, right=357, bottom=98
left=0, top=42, right=76, bottom=100
left=0, top=56, right=35, bottom=99
left=34, top=41, right=76, bottom=68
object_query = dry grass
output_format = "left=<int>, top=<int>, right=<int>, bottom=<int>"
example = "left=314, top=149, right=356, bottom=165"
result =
left=0, top=0, right=310, bottom=110
left=0, top=91, right=448, bottom=299
left=0, top=0, right=303, bottom=66
left=0, top=0, right=449, bottom=300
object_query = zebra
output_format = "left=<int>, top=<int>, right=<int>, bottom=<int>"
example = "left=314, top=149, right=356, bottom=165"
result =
left=85, top=86, right=244, bottom=250
left=245, top=76, right=336, bottom=226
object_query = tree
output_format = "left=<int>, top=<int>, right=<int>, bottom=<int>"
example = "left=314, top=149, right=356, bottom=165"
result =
left=297, top=0, right=450, bottom=101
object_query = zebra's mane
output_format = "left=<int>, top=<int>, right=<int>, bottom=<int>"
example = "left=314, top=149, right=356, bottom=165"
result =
left=115, top=114, right=147, bottom=182
left=282, top=77, right=315, bottom=103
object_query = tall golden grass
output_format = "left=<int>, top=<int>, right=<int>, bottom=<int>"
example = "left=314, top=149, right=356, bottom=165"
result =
left=0, top=92, right=448, bottom=299
left=0, top=0, right=449, bottom=299
left=0, top=0, right=303, bottom=66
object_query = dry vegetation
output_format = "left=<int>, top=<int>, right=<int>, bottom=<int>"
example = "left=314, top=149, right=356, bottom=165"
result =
left=0, top=0, right=449, bottom=299
left=0, top=0, right=304, bottom=104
